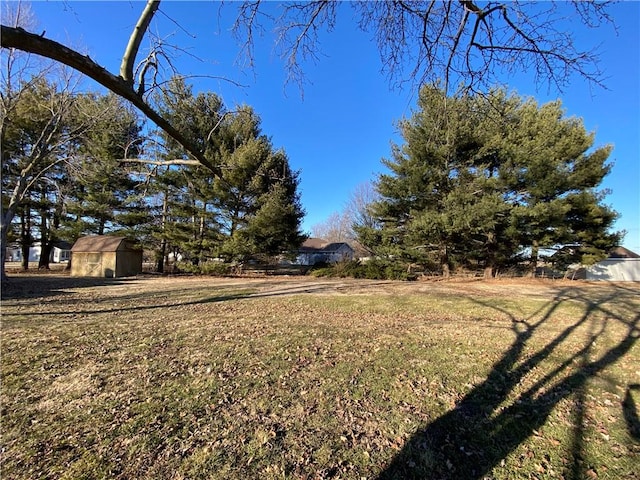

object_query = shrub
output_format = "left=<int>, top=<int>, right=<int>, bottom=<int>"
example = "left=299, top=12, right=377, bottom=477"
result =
left=308, top=259, right=416, bottom=281
left=176, top=261, right=199, bottom=274
left=199, top=261, right=233, bottom=276
left=175, top=261, right=233, bottom=276
left=309, top=267, right=334, bottom=278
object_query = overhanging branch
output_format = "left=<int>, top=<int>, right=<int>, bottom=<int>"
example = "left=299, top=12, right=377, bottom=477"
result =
left=120, top=0, right=161, bottom=85
left=0, top=24, right=222, bottom=178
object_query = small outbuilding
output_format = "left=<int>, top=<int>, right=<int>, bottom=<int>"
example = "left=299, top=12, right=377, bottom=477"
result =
left=586, top=246, right=640, bottom=282
left=71, top=236, right=142, bottom=278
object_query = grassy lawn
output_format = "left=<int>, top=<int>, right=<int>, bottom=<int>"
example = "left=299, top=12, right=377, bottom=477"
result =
left=1, top=276, right=638, bottom=479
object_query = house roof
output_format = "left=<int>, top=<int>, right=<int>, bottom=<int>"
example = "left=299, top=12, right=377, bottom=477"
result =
left=299, top=238, right=354, bottom=253
left=53, top=240, right=73, bottom=250
left=322, top=242, right=354, bottom=253
left=608, top=246, right=640, bottom=259
left=71, top=236, right=138, bottom=253
left=300, top=237, right=327, bottom=251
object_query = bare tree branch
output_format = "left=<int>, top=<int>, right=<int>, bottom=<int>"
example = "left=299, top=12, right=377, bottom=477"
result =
left=120, top=158, right=201, bottom=167
left=274, top=1, right=337, bottom=91
left=445, top=7, right=470, bottom=92
left=0, top=25, right=222, bottom=177
left=229, top=0, right=264, bottom=71
left=227, top=0, right=613, bottom=95
left=120, top=0, right=160, bottom=85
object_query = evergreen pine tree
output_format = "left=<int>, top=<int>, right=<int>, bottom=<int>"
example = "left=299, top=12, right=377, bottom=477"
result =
left=361, top=86, right=621, bottom=277
left=64, top=93, right=144, bottom=236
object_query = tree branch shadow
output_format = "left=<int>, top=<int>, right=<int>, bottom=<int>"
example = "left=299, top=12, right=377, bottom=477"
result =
left=376, top=286, right=639, bottom=479
left=1, top=276, right=392, bottom=318
left=623, top=384, right=640, bottom=441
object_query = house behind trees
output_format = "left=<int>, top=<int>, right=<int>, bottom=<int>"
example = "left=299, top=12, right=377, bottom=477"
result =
left=5, top=242, right=71, bottom=264
left=585, top=247, right=640, bottom=281
left=297, top=238, right=354, bottom=266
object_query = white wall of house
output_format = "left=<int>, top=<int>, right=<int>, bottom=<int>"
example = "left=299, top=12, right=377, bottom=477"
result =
left=5, top=246, right=41, bottom=262
left=5, top=247, right=21, bottom=262
left=586, top=258, right=640, bottom=281
left=296, top=252, right=324, bottom=265
left=324, top=245, right=354, bottom=263
left=296, top=244, right=354, bottom=266
left=52, top=247, right=71, bottom=263
left=29, top=245, right=42, bottom=262
left=5, top=245, right=70, bottom=263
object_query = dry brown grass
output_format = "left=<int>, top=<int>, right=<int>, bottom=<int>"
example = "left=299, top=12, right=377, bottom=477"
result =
left=1, top=275, right=638, bottom=479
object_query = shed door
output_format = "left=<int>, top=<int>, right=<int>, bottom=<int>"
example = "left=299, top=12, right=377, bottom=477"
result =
left=85, top=252, right=103, bottom=276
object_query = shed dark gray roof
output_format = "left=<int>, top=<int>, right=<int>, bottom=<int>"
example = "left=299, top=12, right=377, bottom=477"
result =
left=71, top=236, right=138, bottom=253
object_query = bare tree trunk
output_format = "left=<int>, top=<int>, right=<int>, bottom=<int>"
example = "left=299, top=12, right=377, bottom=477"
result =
left=157, top=239, right=166, bottom=273
left=442, top=262, right=450, bottom=278
left=38, top=190, right=51, bottom=269
left=38, top=243, right=52, bottom=269
left=20, top=246, right=29, bottom=270
left=484, top=232, right=496, bottom=278
left=0, top=221, right=9, bottom=283
left=156, top=192, right=168, bottom=273
left=198, top=210, right=206, bottom=265
left=0, top=178, right=17, bottom=281
left=529, top=240, right=539, bottom=278
left=2, top=167, right=35, bottom=276
left=20, top=207, right=31, bottom=270
left=440, top=245, right=450, bottom=278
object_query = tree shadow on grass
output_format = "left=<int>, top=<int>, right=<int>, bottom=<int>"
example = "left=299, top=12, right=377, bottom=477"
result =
left=0, top=275, right=137, bottom=301
left=1, top=276, right=391, bottom=317
left=1, top=290, right=254, bottom=319
left=623, top=384, right=640, bottom=441
left=377, top=286, right=639, bottom=479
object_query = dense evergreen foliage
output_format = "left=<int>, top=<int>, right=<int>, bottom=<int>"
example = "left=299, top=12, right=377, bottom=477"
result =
left=2, top=76, right=305, bottom=275
left=2, top=75, right=621, bottom=279
left=356, top=87, right=621, bottom=277
left=150, top=79, right=306, bottom=270
left=64, top=93, right=146, bottom=239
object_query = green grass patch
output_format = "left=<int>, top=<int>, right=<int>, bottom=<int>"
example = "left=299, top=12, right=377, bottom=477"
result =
left=1, top=277, right=638, bottom=479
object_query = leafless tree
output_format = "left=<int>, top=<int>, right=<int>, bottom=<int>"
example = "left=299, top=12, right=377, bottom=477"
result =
left=345, top=181, right=379, bottom=232
left=230, top=0, right=614, bottom=93
left=311, top=210, right=353, bottom=243
left=311, top=181, right=380, bottom=244
left=0, top=4, right=135, bottom=281
left=1, top=0, right=615, bottom=179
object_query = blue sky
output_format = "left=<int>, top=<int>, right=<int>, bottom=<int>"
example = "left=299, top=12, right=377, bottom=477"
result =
left=23, top=1, right=640, bottom=253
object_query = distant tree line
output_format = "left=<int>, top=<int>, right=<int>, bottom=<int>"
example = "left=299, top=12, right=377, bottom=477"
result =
left=1, top=66, right=305, bottom=277
left=2, top=66, right=620, bottom=281
left=3, top=1, right=620, bottom=281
